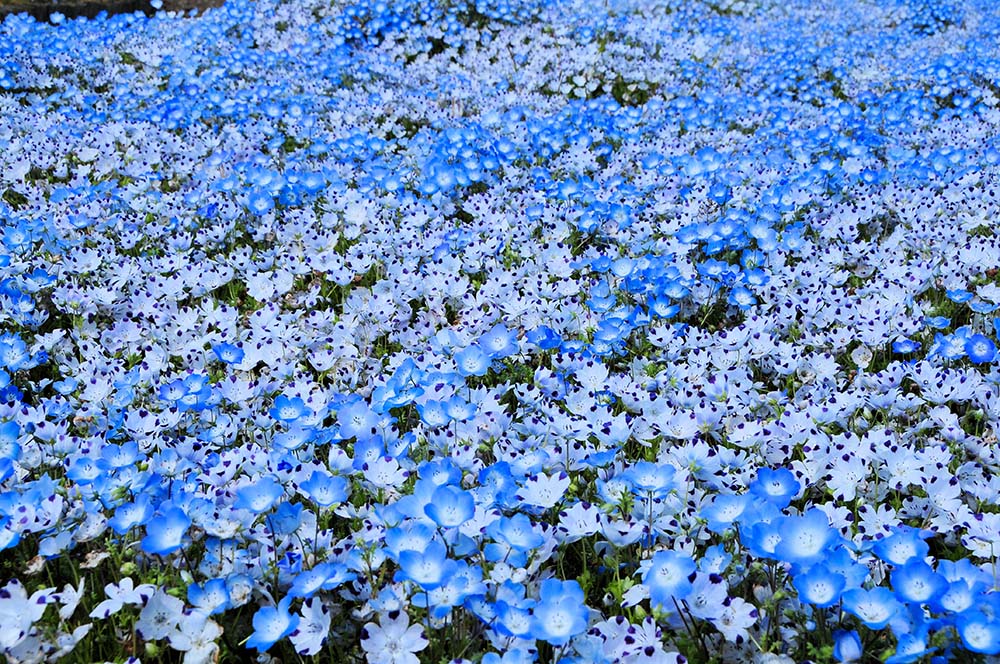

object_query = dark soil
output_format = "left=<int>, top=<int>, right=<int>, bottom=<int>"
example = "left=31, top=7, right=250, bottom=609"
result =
left=0, top=0, right=223, bottom=21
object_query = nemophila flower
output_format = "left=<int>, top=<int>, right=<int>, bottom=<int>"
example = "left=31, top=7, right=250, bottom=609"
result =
left=235, top=476, right=284, bottom=513
left=290, top=597, right=332, bottom=656
left=793, top=563, right=846, bottom=608
left=168, top=612, right=223, bottom=664
left=90, top=578, right=155, bottom=619
left=353, top=436, right=386, bottom=471
left=66, top=455, right=101, bottom=484
left=742, top=519, right=784, bottom=559
left=485, top=513, right=545, bottom=566
left=749, top=467, right=800, bottom=508
left=108, top=495, right=155, bottom=534
left=247, top=189, right=275, bottom=215
left=416, top=399, right=451, bottom=428
left=517, top=471, right=570, bottom=509
left=886, top=629, right=934, bottom=664
left=300, top=470, right=349, bottom=507
left=701, top=493, right=750, bottom=533
left=530, top=579, right=589, bottom=646
left=424, top=484, right=475, bottom=528
left=363, top=455, right=408, bottom=489
left=394, top=540, right=455, bottom=589
left=872, top=526, right=930, bottom=565
left=271, top=501, right=304, bottom=536
left=274, top=425, right=314, bottom=451
left=444, top=395, right=476, bottom=421
left=99, top=441, right=141, bottom=470
left=932, top=579, right=980, bottom=614
left=890, top=559, right=947, bottom=604
left=0, top=333, right=32, bottom=372
left=727, top=285, right=757, bottom=310
left=136, top=589, right=185, bottom=641
left=187, top=578, right=230, bottom=615
left=842, top=587, right=901, bottom=629
left=225, top=574, right=254, bottom=609
left=832, top=629, right=862, bottom=663
left=246, top=596, right=299, bottom=652
left=892, top=338, right=921, bottom=354
left=140, top=507, right=191, bottom=556
left=480, top=323, right=519, bottom=359
left=774, top=508, right=836, bottom=565
left=454, top=343, right=491, bottom=377
left=412, top=561, right=479, bottom=620
left=338, top=399, right=381, bottom=440
left=643, top=550, right=696, bottom=609
left=556, top=501, right=602, bottom=543
left=622, top=461, right=675, bottom=497
left=271, top=395, right=312, bottom=423
left=212, top=342, right=244, bottom=365
left=361, top=610, right=428, bottom=664
left=955, top=611, right=1000, bottom=655
left=526, top=326, right=561, bottom=350
left=947, top=289, right=973, bottom=303
left=964, top=334, right=997, bottom=364
left=290, top=562, right=340, bottom=598
left=0, top=421, right=20, bottom=462
left=712, top=596, right=757, bottom=643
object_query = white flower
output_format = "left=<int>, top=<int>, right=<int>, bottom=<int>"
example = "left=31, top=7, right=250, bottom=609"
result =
left=289, top=598, right=331, bottom=656
left=136, top=589, right=185, bottom=641
left=711, top=597, right=757, bottom=642
left=90, top=578, right=156, bottom=620
left=360, top=611, right=428, bottom=664
left=168, top=611, right=223, bottom=664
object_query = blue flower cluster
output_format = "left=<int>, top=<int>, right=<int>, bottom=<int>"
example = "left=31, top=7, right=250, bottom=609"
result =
left=1, top=0, right=1000, bottom=661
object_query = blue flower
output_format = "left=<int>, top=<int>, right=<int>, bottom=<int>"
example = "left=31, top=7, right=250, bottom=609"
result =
left=394, top=540, right=455, bottom=589
left=247, top=189, right=275, bottom=215
left=644, top=550, right=696, bottom=609
left=480, top=323, right=519, bottom=359
left=749, top=467, right=800, bottom=508
left=108, top=495, right=155, bottom=534
left=530, top=579, right=589, bottom=646
left=842, top=587, right=901, bottom=629
left=955, top=611, right=1000, bottom=655
left=424, top=484, right=475, bottom=528
left=212, top=342, right=245, bottom=365
left=701, top=493, right=751, bottom=533
left=416, top=399, right=451, bottom=428
left=140, top=507, right=191, bottom=556
left=832, top=629, right=862, bottom=662
left=793, top=563, right=846, bottom=608
left=872, top=526, right=930, bottom=565
left=246, top=596, right=299, bottom=652
left=271, top=395, right=312, bottom=423
left=526, top=326, right=561, bottom=350
left=622, top=461, right=675, bottom=497
left=187, top=578, right=231, bottom=615
left=964, top=333, right=997, bottom=364
left=454, top=343, right=491, bottom=377
left=774, top=508, right=836, bottom=565
left=485, top=513, right=544, bottom=566
left=234, top=476, right=284, bottom=513
left=299, top=471, right=348, bottom=507
left=890, top=560, right=947, bottom=604
left=0, top=421, right=21, bottom=462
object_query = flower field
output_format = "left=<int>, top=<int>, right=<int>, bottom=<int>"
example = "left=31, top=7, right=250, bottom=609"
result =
left=2, top=0, right=1000, bottom=661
